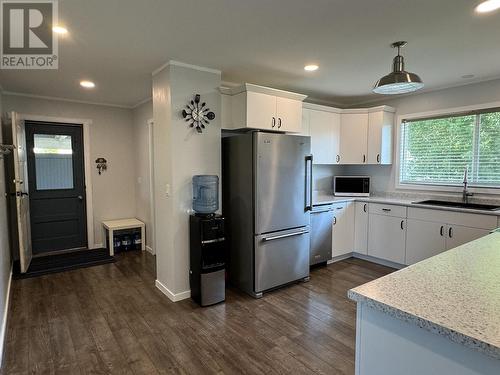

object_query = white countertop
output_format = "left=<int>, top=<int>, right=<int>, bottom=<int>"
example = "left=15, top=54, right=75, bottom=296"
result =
left=313, top=193, right=500, bottom=216
left=348, top=232, right=500, bottom=359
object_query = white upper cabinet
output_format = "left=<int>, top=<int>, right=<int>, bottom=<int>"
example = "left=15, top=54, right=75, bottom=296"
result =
left=340, top=112, right=369, bottom=164
left=301, top=103, right=395, bottom=166
left=223, top=84, right=306, bottom=132
left=245, top=91, right=277, bottom=130
left=308, top=109, right=340, bottom=164
left=368, top=110, right=394, bottom=164
left=301, top=108, right=310, bottom=136
left=276, top=96, right=303, bottom=132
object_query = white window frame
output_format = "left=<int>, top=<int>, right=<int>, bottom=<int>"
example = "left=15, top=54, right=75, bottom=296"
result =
left=395, top=101, right=500, bottom=195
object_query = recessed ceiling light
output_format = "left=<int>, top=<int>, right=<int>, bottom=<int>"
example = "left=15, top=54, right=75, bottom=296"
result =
left=475, top=0, right=500, bottom=13
left=304, top=64, right=319, bottom=72
left=80, top=80, right=95, bottom=88
left=52, top=26, right=68, bottom=34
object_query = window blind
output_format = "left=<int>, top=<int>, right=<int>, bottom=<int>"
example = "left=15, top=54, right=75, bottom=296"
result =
left=400, top=110, right=500, bottom=187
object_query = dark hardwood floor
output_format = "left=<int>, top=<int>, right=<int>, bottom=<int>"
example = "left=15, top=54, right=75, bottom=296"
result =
left=2, top=251, right=393, bottom=375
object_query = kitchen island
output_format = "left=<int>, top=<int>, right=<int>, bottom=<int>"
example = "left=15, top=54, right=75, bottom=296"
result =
left=348, top=231, right=500, bottom=375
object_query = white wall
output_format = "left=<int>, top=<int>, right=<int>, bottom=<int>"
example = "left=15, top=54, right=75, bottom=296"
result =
left=1, top=94, right=136, bottom=246
left=0, top=91, right=12, bottom=364
left=132, top=100, right=154, bottom=251
left=153, top=62, right=221, bottom=300
left=344, top=79, right=500, bottom=197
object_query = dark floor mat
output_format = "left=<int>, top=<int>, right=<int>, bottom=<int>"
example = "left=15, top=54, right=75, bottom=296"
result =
left=13, top=248, right=115, bottom=279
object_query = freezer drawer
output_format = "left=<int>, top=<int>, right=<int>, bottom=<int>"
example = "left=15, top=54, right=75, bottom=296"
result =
left=310, top=206, right=334, bottom=265
left=254, top=227, right=310, bottom=293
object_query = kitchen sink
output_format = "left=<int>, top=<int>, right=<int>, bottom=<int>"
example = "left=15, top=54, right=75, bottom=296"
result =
left=414, top=200, right=500, bottom=211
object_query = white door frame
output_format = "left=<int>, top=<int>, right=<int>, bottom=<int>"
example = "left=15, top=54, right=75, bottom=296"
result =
left=147, top=118, right=155, bottom=254
left=17, top=113, right=98, bottom=249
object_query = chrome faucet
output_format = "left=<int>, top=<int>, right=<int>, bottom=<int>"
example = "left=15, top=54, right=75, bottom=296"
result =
left=462, top=167, right=473, bottom=204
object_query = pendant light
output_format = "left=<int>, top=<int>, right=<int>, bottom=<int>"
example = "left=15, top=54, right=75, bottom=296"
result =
left=373, top=41, right=424, bottom=95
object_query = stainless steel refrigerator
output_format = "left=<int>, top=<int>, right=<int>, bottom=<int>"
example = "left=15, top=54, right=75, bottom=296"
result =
left=222, top=131, right=313, bottom=298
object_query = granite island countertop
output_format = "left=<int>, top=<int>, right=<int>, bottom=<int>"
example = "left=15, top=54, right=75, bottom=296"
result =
left=348, top=232, right=500, bottom=360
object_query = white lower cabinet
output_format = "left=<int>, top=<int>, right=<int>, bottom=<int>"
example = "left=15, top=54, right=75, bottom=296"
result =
left=354, top=202, right=369, bottom=255
left=368, top=214, right=406, bottom=264
left=332, top=202, right=354, bottom=258
left=406, top=219, right=446, bottom=265
left=405, top=208, right=496, bottom=265
left=445, top=225, right=491, bottom=250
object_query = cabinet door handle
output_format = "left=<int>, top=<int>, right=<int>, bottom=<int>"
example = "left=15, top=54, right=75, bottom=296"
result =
left=333, top=217, right=337, bottom=225
left=363, top=154, right=366, bottom=163
left=400, top=220, right=404, bottom=230
left=336, top=155, right=340, bottom=163
left=363, top=203, right=367, bottom=212
left=440, top=226, right=444, bottom=236
left=272, top=117, right=276, bottom=128
left=382, top=208, right=391, bottom=212
left=278, top=118, right=282, bottom=128
left=336, top=206, right=343, bottom=210
left=448, top=227, right=453, bottom=238
left=377, top=154, right=380, bottom=163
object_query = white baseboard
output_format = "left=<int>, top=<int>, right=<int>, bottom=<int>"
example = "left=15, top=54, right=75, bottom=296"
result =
left=145, top=246, right=154, bottom=255
left=155, top=279, right=190, bottom=302
left=352, top=253, right=405, bottom=269
left=327, top=252, right=405, bottom=270
left=0, top=266, right=13, bottom=367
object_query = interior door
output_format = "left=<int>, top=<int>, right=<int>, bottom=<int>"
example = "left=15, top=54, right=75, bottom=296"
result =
left=10, top=112, right=32, bottom=273
left=25, top=121, right=87, bottom=254
left=255, top=132, right=311, bottom=234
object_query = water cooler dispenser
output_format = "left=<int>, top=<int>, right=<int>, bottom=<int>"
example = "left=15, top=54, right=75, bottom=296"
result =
left=189, top=175, right=226, bottom=306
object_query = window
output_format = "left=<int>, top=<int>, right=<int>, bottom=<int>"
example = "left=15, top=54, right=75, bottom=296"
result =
left=399, top=109, right=500, bottom=188
left=34, top=134, right=74, bottom=190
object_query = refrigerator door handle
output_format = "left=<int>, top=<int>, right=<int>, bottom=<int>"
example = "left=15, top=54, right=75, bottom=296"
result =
left=263, top=230, right=309, bottom=242
left=305, top=154, right=313, bottom=211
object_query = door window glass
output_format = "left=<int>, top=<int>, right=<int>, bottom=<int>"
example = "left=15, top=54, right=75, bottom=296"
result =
left=34, top=134, right=74, bottom=190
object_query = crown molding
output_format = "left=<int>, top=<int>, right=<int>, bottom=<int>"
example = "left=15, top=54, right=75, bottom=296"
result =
left=152, top=60, right=221, bottom=76
left=1, top=91, right=132, bottom=109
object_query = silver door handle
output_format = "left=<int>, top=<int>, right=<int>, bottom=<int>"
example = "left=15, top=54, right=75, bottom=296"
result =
left=263, top=230, right=308, bottom=241
left=311, top=208, right=333, bottom=213
left=78, top=195, right=84, bottom=200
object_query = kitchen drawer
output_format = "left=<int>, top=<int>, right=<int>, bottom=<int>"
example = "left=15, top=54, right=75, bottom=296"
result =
left=369, top=203, right=407, bottom=218
left=408, top=207, right=497, bottom=230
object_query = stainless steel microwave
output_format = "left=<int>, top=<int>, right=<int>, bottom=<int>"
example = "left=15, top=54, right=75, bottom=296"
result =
left=333, top=176, right=370, bottom=197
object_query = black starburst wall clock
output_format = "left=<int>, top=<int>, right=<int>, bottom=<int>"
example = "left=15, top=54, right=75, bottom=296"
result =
left=181, top=94, right=216, bottom=133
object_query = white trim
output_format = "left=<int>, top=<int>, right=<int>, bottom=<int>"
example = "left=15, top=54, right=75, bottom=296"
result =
left=131, top=97, right=152, bottom=109
left=394, top=102, right=500, bottom=196
left=0, top=266, right=12, bottom=366
left=229, top=83, right=307, bottom=101
left=17, top=114, right=97, bottom=249
left=147, top=119, right=155, bottom=255
left=145, top=245, right=154, bottom=255
left=2, top=91, right=131, bottom=109
left=152, top=60, right=221, bottom=76
left=155, top=279, right=190, bottom=302
left=302, top=102, right=395, bottom=114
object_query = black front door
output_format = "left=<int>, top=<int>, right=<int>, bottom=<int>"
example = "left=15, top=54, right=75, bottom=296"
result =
left=26, top=121, right=87, bottom=254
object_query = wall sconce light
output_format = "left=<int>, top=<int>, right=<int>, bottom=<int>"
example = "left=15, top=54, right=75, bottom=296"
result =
left=95, top=157, right=107, bottom=175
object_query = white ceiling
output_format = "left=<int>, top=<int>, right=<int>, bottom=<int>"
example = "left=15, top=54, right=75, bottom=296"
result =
left=1, top=0, right=500, bottom=108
